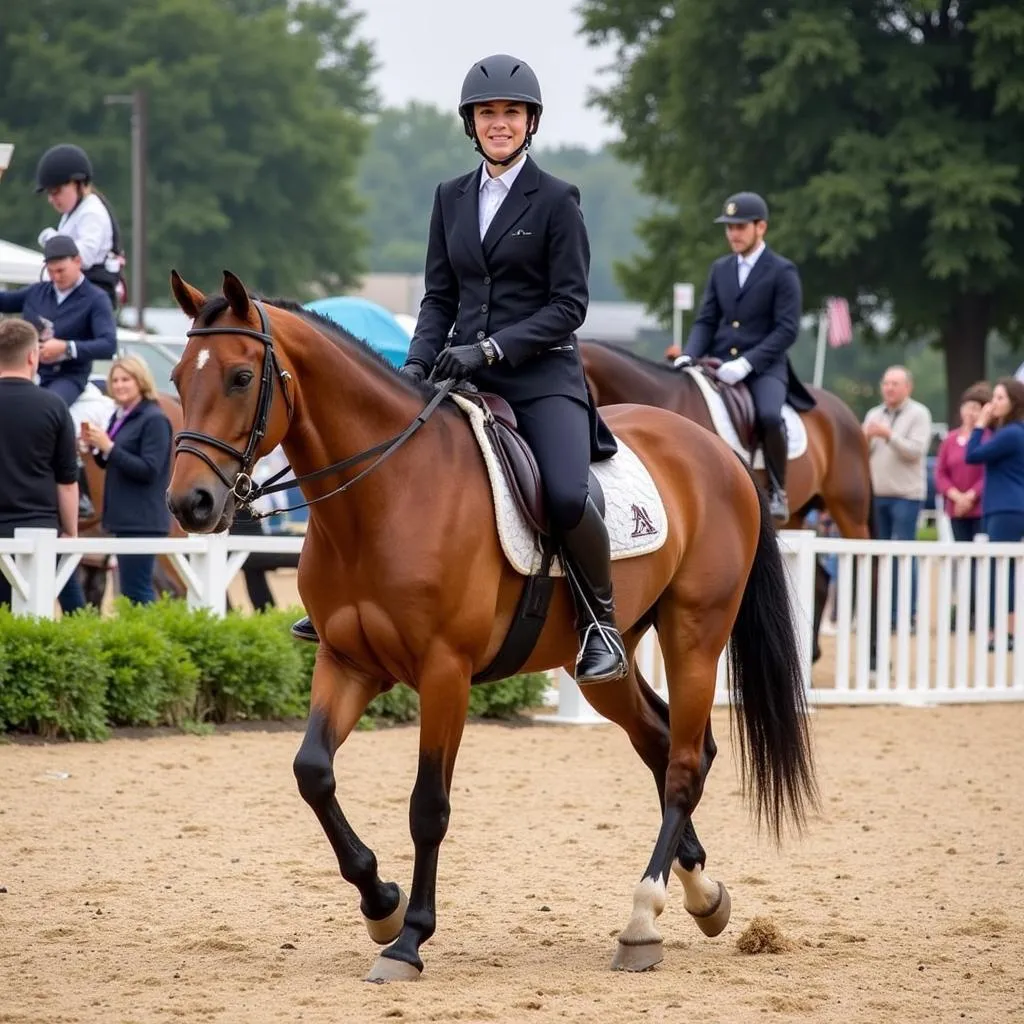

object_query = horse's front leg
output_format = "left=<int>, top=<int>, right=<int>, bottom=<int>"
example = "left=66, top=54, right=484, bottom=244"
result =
left=292, top=649, right=408, bottom=945
left=367, top=654, right=471, bottom=983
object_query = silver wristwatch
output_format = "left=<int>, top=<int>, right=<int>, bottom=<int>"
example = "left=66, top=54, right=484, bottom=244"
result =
left=480, top=337, right=498, bottom=365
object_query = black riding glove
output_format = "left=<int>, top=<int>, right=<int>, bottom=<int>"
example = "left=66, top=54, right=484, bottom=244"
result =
left=399, top=362, right=428, bottom=382
left=433, top=343, right=489, bottom=382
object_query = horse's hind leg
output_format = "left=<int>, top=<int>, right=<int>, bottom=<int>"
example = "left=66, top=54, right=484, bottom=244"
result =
left=670, top=725, right=732, bottom=936
left=292, top=650, right=407, bottom=945
left=611, top=599, right=727, bottom=971
left=578, top=630, right=727, bottom=969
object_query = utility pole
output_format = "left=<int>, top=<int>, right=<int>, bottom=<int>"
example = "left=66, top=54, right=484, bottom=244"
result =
left=104, top=90, right=148, bottom=330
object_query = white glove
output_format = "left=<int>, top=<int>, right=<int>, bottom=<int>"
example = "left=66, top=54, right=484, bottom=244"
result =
left=38, top=227, right=58, bottom=248
left=717, top=357, right=752, bottom=385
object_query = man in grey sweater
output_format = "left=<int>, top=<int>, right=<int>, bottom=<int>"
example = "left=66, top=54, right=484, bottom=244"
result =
left=863, top=365, right=934, bottom=535
left=862, top=365, right=933, bottom=631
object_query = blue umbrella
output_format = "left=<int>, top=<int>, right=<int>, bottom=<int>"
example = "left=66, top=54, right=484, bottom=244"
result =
left=303, top=296, right=411, bottom=367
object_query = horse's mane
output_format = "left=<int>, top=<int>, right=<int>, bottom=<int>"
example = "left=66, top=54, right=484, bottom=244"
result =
left=196, top=293, right=433, bottom=398
left=583, top=338, right=683, bottom=376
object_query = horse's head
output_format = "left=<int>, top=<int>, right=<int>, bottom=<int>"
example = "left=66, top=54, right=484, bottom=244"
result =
left=166, top=269, right=294, bottom=533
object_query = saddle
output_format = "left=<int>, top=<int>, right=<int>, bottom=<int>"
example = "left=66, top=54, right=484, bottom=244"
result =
left=692, top=358, right=758, bottom=455
left=456, top=390, right=603, bottom=539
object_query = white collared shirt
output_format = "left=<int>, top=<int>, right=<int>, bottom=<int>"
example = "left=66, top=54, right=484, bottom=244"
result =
left=54, top=274, right=86, bottom=305
left=737, top=242, right=766, bottom=288
left=478, top=157, right=526, bottom=240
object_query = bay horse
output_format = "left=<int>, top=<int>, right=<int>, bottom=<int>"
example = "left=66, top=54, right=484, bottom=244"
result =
left=581, top=341, right=873, bottom=659
left=165, top=270, right=818, bottom=983
left=78, top=392, right=188, bottom=604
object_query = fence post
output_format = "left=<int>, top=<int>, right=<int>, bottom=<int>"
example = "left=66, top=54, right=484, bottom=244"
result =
left=12, top=528, right=59, bottom=619
left=536, top=668, right=608, bottom=725
left=186, top=532, right=231, bottom=615
left=776, top=529, right=816, bottom=699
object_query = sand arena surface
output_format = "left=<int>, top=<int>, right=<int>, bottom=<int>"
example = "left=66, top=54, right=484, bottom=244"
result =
left=1, top=704, right=1022, bottom=1023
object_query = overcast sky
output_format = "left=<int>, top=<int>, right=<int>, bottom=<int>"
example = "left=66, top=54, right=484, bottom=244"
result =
left=352, top=0, right=620, bottom=149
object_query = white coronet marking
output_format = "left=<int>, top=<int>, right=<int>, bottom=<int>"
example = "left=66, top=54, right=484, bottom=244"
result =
left=673, top=860, right=720, bottom=915
left=196, top=348, right=210, bottom=370
left=618, top=875, right=667, bottom=945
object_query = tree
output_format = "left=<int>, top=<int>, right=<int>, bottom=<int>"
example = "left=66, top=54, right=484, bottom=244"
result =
left=0, top=0, right=375, bottom=303
left=580, top=0, right=1024, bottom=418
left=358, top=104, right=469, bottom=273
left=535, top=146, right=651, bottom=301
left=358, top=103, right=651, bottom=300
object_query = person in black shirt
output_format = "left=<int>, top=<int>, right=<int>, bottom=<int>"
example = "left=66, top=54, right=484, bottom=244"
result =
left=0, top=319, right=86, bottom=612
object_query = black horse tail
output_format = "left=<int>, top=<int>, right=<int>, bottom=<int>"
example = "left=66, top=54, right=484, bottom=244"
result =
left=728, top=481, right=820, bottom=840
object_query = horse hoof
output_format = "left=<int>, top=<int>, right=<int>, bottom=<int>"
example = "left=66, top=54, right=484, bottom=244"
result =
left=363, top=887, right=408, bottom=945
left=688, top=881, right=731, bottom=937
left=365, top=955, right=422, bottom=984
left=611, top=939, right=664, bottom=972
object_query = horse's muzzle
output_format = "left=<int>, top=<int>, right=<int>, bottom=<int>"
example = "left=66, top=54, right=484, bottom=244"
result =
left=167, top=485, right=221, bottom=534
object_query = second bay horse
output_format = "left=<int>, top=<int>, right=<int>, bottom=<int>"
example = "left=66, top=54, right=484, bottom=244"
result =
left=581, top=341, right=873, bottom=660
left=165, top=270, right=818, bottom=983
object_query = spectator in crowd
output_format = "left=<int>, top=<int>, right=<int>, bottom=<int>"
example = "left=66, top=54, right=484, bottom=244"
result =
left=0, top=320, right=85, bottom=612
left=864, top=366, right=934, bottom=538
left=0, top=235, right=117, bottom=407
left=0, top=234, right=118, bottom=520
left=936, top=382, right=992, bottom=630
left=935, top=383, right=991, bottom=541
left=81, top=357, right=173, bottom=605
left=966, top=377, right=1024, bottom=650
left=863, top=365, right=933, bottom=630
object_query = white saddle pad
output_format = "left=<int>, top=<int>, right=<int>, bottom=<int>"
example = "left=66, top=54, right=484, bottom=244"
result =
left=452, top=394, right=668, bottom=577
left=69, top=383, right=117, bottom=434
left=683, top=367, right=807, bottom=468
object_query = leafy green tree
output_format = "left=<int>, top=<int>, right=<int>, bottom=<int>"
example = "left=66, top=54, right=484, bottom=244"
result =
left=358, top=103, right=469, bottom=273
left=357, top=103, right=650, bottom=300
left=0, top=0, right=374, bottom=302
left=580, top=0, right=1024, bottom=418
left=537, top=145, right=651, bottom=301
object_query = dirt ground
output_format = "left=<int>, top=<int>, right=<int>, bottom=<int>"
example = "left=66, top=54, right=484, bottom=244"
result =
left=2, top=701, right=1022, bottom=1024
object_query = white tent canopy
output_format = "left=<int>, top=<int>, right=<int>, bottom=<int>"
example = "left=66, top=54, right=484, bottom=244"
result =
left=0, top=237, right=44, bottom=286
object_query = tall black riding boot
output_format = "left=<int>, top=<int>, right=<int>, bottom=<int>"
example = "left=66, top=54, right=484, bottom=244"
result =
left=762, top=423, right=790, bottom=523
left=560, top=496, right=628, bottom=685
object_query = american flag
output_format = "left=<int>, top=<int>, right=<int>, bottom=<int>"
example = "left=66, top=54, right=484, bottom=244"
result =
left=826, top=297, right=853, bottom=348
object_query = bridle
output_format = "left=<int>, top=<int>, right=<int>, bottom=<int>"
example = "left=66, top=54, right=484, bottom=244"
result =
left=174, top=299, right=453, bottom=518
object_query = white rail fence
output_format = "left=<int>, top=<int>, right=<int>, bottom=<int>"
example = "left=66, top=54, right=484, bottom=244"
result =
left=2, top=529, right=1022, bottom=717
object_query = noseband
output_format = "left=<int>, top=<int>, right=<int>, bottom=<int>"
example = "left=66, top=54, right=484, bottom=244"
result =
left=174, top=299, right=454, bottom=517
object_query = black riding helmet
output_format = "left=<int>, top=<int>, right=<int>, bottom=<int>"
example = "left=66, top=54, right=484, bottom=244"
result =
left=714, top=192, right=769, bottom=224
left=459, top=55, right=543, bottom=166
left=35, top=144, right=93, bottom=193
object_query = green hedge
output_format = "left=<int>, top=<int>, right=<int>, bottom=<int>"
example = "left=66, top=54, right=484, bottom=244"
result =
left=0, top=600, right=550, bottom=741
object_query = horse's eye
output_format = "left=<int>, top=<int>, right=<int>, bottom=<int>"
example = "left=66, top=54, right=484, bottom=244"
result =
left=232, top=369, right=254, bottom=389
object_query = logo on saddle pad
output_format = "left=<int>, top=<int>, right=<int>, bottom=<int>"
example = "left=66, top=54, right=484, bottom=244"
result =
left=630, top=503, right=658, bottom=538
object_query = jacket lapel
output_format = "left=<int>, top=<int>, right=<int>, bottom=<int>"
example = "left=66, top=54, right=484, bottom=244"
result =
left=454, top=167, right=489, bottom=275
left=482, top=156, right=538, bottom=258
left=738, top=246, right=773, bottom=298
left=717, top=255, right=739, bottom=309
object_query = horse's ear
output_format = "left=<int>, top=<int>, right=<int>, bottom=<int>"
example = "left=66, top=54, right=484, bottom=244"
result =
left=170, top=270, right=206, bottom=319
left=222, top=270, right=252, bottom=321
